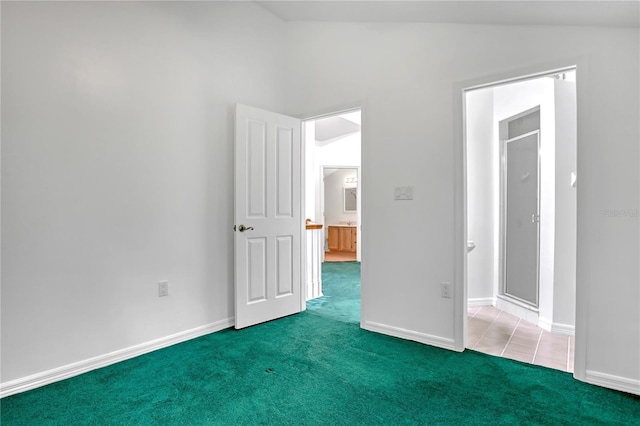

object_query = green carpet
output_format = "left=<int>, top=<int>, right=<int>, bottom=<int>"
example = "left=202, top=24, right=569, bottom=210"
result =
left=2, top=310, right=639, bottom=425
left=306, top=261, right=361, bottom=323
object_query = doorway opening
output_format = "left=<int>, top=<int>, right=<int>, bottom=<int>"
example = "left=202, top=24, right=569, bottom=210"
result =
left=323, top=166, right=359, bottom=262
left=303, top=109, right=362, bottom=324
left=464, top=69, right=577, bottom=372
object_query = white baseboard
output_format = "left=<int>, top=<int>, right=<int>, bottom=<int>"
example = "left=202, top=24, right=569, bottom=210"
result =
left=496, top=296, right=539, bottom=325
left=538, top=317, right=553, bottom=332
left=585, top=370, right=640, bottom=396
left=537, top=318, right=575, bottom=335
left=0, top=317, right=234, bottom=398
left=550, top=322, right=575, bottom=336
left=363, top=321, right=456, bottom=351
left=467, top=297, right=494, bottom=307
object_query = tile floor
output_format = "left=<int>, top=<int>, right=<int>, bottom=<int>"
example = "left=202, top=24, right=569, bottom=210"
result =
left=468, top=306, right=574, bottom=373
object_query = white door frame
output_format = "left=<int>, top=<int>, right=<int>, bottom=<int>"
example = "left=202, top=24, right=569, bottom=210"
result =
left=454, top=60, right=584, bottom=381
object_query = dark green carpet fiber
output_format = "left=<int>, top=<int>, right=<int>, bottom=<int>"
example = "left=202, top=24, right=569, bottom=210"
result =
left=2, top=262, right=639, bottom=424
left=2, top=313, right=639, bottom=425
left=306, top=261, right=361, bottom=323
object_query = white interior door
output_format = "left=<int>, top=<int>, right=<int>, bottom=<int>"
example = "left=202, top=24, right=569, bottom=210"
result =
left=234, top=104, right=303, bottom=329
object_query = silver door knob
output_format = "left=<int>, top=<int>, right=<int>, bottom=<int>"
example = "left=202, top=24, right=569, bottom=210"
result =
left=238, top=224, right=254, bottom=232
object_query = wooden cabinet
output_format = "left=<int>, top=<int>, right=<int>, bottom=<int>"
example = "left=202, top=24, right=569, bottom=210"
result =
left=328, top=226, right=340, bottom=251
left=327, top=226, right=357, bottom=253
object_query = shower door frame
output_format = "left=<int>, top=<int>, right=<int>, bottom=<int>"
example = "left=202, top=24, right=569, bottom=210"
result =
left=499, top=108, right=541, bottom=309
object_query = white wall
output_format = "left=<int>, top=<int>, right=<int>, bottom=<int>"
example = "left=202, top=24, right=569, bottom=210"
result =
left=466, top=89, right=495, bottom=303
left=284, top=22, right=639, bottom=391
left=1, top=1, right=286, bottom=384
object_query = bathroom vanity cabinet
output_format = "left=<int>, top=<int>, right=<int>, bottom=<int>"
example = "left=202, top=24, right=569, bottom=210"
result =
left=327, top=226, right=357, bottom=253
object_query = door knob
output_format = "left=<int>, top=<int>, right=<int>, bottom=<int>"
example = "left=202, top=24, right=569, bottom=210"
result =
left=238, top=224, right=254, bottom=232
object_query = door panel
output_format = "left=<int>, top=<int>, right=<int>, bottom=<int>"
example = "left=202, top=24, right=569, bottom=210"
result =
left=247, top=120, right=267, bottom=218
left=276, top=128, right=293, bottom=218
left=235, top=104, right=302, bottom=329
left=276, top=236, right=293, bottom=297
left=247, top=238, right=267, bottom=303
left=328, top=226, right=339, bottom=251
left=504, top=132, right=539, bottom=306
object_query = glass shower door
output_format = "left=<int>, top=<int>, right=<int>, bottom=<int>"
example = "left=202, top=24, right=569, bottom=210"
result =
left=504, top=131, right=540, bottom=306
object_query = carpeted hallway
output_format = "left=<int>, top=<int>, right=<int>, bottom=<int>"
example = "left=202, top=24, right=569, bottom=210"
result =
left=306, top=261, right=361, bottom=323
left=2, top=262, right=639, bottom=424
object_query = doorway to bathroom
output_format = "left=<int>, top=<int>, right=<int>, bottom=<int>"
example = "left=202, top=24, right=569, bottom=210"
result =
left=464, top=69, right=577, bottom=372
left=322, top=166, right=359, bottom=262
left=303, top=109, right=362, bottom=324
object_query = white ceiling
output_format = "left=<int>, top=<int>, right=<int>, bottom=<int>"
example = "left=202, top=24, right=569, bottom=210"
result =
left=258, top=1, right=639, bottom=28
left=315, top=114, right=361, bottom=143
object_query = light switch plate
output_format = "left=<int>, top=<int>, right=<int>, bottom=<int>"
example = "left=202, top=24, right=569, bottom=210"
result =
left=394, top=186, right=414, bottom=200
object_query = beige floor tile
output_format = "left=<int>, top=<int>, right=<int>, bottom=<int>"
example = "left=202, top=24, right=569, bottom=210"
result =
left=468, top=332, right=486, bottom=341
left=513, top=325, right=542, bottom=336
left=489, top=322, right=517, bottom=334
left=534, top=347, right=567, bottom=363
left=502, top=350, right=534, bottom=363
left=533, top=356, right=567, bottom=371
left=483, top=327, right=513, bottom=339
left=475, top=308, right=500, bottom=320
left=509, top=334, right=540, bottom=347
left=495, top=311, right=520, bottom=323
left=471, top=344, right=504, bottom=356
left=537, top=339, right=569, bottom=353
left=467, top=306, right=573, bottom=373
left=467, top=336, right=481, bottom=348
left=539, top=332, right=569, bottom=344
left=468, top=318, right=491, bottom=330
left=477, top=335, right=510, bottom=348
left=505, top=341, right=537, bottom=356
left=515, top=320, right=540, bottom=330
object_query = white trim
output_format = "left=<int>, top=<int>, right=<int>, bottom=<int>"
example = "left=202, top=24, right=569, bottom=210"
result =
left=464, top=65, right=578, bottom=93
left=584, top=370, right=640, bottom=396
left=363, top=321, right=457, bottom=351
left=467, top=297, right=494, bottom=307
left=300, top=116, right=308, bottom=311
left=537, top=316, right=553, bottom=332
left=453, top=81, right=467, bottom=352
left=298, top=102, right=365, bottom=122
left=496, top=295, right=540, bottom=325
left=550, top=322, right=575, bottom=336
left=0, top=317, right=234, bottom=398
